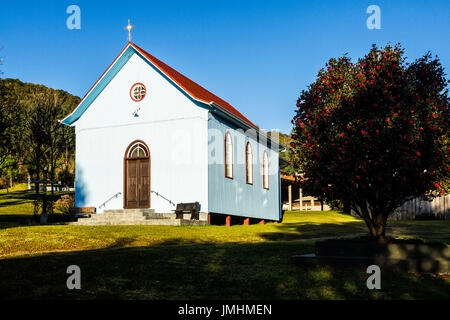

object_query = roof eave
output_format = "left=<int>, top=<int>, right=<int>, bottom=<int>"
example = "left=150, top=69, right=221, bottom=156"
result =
left=209, top=101, right=283, bottom=151
left=60, top=42, right=134, bottom=126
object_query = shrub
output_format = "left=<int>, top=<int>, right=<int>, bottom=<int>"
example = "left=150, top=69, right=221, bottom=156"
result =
left=54, top=194, right=75, bottom=214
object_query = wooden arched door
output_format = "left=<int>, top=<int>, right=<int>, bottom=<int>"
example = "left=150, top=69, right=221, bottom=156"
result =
left=124, top=140, right=150, bottom=209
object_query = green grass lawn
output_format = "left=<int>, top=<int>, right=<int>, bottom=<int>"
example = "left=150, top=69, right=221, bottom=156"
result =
left=0, top=211, right=368, bottom=258
left=0, top=184, right=73, bottom=222
left=0, top=188, right=449, bottom=299
left=0, top=184, right=39, bottom=219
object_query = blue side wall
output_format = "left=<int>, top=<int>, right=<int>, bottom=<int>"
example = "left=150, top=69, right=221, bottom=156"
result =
left=207, top=113, right=281, bottom=221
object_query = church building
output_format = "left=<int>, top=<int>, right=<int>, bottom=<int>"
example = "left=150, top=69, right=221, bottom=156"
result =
left=61, top=39, right=282, bottom=223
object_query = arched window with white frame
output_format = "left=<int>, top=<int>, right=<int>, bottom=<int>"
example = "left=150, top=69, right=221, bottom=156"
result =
left=245, top=142, right=253, bottom=184
left=262, top=150, right=269, bottom=189
left=128, top=142, right=149, bottom=158
left=224, top=131, right=233, bottom=179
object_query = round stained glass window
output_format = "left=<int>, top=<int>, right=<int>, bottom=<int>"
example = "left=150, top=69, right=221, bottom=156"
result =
left=130, top=83, right=146, bottom=102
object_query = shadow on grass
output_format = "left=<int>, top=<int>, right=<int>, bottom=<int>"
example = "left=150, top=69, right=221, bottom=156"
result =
left=105, top=237, right=144, bottom=249
left=387, top=221, right=450, bottom=244
left=0, top=240, right=449, bottom=300
left=0, top=190, right=74, bottom=229
left=0, top=219, right=34, bottom=231
left=0, top=190, right=41, bottom=201
left=0, top=190, right=73, bottom=206
left=259, top=221, right=367, bottom=241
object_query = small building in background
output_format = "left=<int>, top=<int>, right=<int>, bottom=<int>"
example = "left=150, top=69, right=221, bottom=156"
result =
left=280, top=174, right=330, bottom=211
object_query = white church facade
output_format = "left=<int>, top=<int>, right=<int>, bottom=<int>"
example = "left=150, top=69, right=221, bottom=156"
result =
left=61, top=42, right=282, bottom=222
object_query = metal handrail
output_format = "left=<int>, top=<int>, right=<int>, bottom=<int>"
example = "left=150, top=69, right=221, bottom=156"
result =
left=151, top=190, right=176, bottom=206
left=99, top=192, right=122, bottom=209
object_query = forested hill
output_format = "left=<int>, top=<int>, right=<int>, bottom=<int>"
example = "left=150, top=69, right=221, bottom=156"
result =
left=267, top=130, right=295, bottom=175
left=0, top=78, right=80, bottom=189
left=0, top=78, right=80, bottom=112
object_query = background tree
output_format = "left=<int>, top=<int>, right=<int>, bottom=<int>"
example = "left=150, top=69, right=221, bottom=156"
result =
left=268, top=130, right=296, bottom=175
left=0, top=80, right=23, bottom=187
left=24, top=87, right=77, bottom=194
left=39, top=88, right=76, bottom=194
left=0, top=78, right=79, bottom=190
left=25, top=89, right=51, bottom=193
left=290, top=44, right=450, bottom=241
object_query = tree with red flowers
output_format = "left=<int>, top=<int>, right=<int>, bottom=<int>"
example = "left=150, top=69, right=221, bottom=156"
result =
left=290, top=44, right=450, bottom=241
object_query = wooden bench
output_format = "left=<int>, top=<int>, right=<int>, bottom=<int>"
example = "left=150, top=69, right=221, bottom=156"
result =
left=69, top=207, right=96, bottom=217
left=173, top=202, right=200, bottom=220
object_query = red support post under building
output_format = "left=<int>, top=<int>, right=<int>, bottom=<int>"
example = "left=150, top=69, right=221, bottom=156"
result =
left=225, top=216, right=231, bottom=227
left=259, top=220, right=265, bottom=225
left=243, top=218, right=250, bottom=225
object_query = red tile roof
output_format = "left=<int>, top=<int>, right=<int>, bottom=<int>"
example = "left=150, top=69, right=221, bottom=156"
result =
left=131, top=42, right=258, bottom=129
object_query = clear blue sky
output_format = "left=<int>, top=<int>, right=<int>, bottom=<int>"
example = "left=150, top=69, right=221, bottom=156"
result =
left=1, top=0, right=449, bottom=133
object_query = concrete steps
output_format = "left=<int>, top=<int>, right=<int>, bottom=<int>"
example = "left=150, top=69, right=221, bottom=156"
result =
left=69, top=219, right=207, bottom=226
left=90, top=213, right=176, bottom=220
left=65, top=208, right=207, bottom=226
left=103, top=209, right=156, bottom=214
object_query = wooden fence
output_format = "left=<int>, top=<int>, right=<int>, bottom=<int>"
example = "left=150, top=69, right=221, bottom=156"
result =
left=390, top=195, right=450, bottom=220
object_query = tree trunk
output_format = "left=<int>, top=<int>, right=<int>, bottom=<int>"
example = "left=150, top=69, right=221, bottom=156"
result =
left=35, top=170, right=40, bottom=195
left=365, top=214, right=388, bottom=242
left=51, top=151, right=55, bottom=196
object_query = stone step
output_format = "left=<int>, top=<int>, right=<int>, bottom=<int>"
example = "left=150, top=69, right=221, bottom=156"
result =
left=62, top=208, right=207, bottom=226
left=144, top=212, right=176, bottom=219
left=99, top=210, right=208, bottom=221
left=103, top=208, right=156, bottom=214
left=88, top=212, right=176, bottom=220
left=81, top=217, right=161, bottom=223
left=86, top=218, right=151, bottom=223
left=68, top=219, right=207, bottom=226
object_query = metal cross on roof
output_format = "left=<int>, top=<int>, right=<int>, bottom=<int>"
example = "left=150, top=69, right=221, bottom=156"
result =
left=124, top=19, right=134, bottom=42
